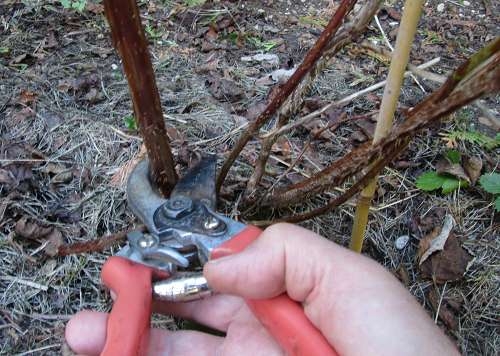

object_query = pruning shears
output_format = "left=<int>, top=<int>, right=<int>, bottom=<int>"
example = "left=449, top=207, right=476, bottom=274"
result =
left=100, top=156, right=337, bottom=356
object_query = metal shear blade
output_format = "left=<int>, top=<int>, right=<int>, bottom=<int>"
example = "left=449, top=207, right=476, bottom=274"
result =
left=126, top=155, right=216, bottom=234
left=121, top=155, right=245, bottom=272
left=169, top=155, right=217, bottom=210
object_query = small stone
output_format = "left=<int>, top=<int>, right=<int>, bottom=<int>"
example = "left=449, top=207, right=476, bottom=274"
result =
left=111, top=63, right=118, bottom=70
left=437, top=3, right=445, bottom=12
left=395, top=235, right=410, bottom=250
left=463, top=1, right=470, bottom=6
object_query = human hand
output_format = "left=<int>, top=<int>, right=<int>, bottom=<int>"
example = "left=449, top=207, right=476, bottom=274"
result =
left=66, top=223, right=459, bottom=355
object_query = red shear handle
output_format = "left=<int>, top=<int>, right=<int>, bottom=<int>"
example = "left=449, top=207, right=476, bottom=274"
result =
left=100, top=257, right=154, bottom=356
left=211, top=226, right=338, bottom=356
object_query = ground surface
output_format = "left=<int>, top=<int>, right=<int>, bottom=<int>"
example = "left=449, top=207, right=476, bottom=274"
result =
left=0, top=0, right=499, bottom=355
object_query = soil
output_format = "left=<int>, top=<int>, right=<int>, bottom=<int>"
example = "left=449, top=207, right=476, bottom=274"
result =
left=0, top=0, right=498, bottom=355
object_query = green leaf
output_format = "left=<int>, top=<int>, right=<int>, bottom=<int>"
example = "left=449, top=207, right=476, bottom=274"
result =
left=73, top=0, right=86, bottom=12
left=479, top=173, right=500, bottom=194
left=416, top=171, right=447, bottom=191
left=495, top=196, right=500, bottom=212
left=60, top=0, right=71, bottom=8
left=441, top=178, right=468, bottom=194
left=446, top=149, right=461, bottom=164
left=123, top=115, right=137, bottom=130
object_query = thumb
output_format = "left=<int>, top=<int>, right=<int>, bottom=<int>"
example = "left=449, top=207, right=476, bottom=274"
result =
left=204, top=223, right=354, bottom=302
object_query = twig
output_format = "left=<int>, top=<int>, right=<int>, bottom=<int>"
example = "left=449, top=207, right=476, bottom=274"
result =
left=251, top=140, right=405, bottom=225
left=261, top=39, right=500, bottom=209
left=374, top=14, right=425, bottom=92
left=262, top=58, right=440, bottom=139
left=246, top=113, right=349, bottom=212
left=56, top=225, right=145, bottom=256
left=103, top=0, right=178, bottom=196
left=361, top=41, right=447, bottom=84
left=374, top=14, right=394, bottom=51
left=14, top=344, right=61, bottom=356
left=243, top=0, right=381, bottom=196
left=408, top=65, right=446, bottom=83
left=254, top=46, right=499, bottom=222
left=216, top=0, right=358, bottom=194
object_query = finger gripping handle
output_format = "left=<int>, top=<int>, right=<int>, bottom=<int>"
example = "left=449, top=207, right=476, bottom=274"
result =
left=101, top=257, right=154, bottom=356
left=211, top=226, right=338, bottom=356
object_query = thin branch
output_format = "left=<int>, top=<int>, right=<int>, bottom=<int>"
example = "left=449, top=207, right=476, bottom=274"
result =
left=374, top=14, right=425, bottom=92
left=244, top=0, right=381, bottom=196
left=254, top=43, right=500, bottom=222
left=245, top=113, right=349, bottom=212
left=262, top=58, right=441, bottom=139
left=103, top=0, right=177, bottom=196
left=216, top=0, right=358, bottom=194
left=251, top=140, right=406, bottom=226
left=360, top=41, right=447, bottom=83
left=261, top=39, right=500, bottom=208
left=56, top=225, right=146, bottom=256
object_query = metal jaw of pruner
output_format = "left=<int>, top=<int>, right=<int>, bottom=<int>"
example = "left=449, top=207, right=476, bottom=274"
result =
left=117, top=156, right=245, bottom=301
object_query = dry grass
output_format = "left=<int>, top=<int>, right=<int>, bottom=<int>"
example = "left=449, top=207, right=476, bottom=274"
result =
left=1, top=0, right=498, bottom=354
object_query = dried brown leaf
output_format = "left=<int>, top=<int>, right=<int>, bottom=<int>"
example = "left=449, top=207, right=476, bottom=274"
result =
left=206, top=76, right=243, bottom=102
left=166, top=125, right=186, bottom=143
left=17, top=90, right=38, bottom=106
left=419, top=214, right=455, bottom=264
left=354, top=119, right=376, bottom=139
left=205, top=26, right=218, bottom=42
left=463, top=156, right=483, bottom=185
left=385, top=7, right=402, bottom=21
left=11, top=107, right=35, bottom=124
left=43, top=229, right=64, bottom=257
left=478, top=116, right=500, bottom=130
left=436, top=159, right=470, bottom=184
left=420, top=232, right=472, bottom=284
left=14, top=217, right=65, bottom=257
left=83, top=88, right=103, bottom=104
left=418, top=227, right=440, bottom=259
left=43, top=163, right=67, bottom=175
left=52, top=170, right=73, bottom=184
left=0, top=164, right=33, bottom=189
left=15, top=217, right=53, bottom=241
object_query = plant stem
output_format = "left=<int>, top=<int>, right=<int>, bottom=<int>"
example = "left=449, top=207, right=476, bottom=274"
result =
left=103, top=0, right=177, bottom=196
left=57, top=225, right=146, bottom=256
left=350, top=0, right=424, bottom=252
left=256, top=38, right=499, bottom=217
left=216, top=0, right=358, bottom=194
left=244, top=0, right=381, bottom=197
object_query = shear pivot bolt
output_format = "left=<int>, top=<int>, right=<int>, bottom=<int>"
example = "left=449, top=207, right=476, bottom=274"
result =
left=163, top=196, right=193, bottom=218
left=203, top=216, right=220, bottom=230
left=138, top=234, right=156, bottom=249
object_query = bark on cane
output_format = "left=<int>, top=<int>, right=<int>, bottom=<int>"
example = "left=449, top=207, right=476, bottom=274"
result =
left=103, top=0, right=177, bottom=196
left=216, top=0, right=358, bottom=194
